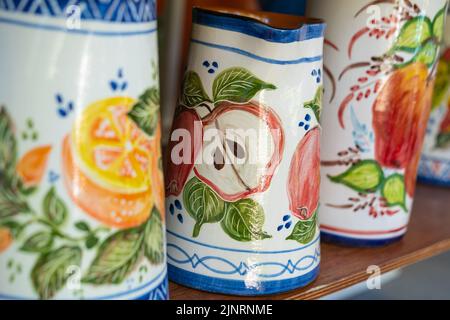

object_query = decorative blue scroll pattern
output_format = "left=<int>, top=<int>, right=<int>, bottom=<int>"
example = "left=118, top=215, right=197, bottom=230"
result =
left=0, top=0, right=157, bottom=23
left=167, top=243, right=320, bottom=279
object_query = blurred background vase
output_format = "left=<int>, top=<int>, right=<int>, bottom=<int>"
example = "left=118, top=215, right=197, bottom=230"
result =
left=165, top=7, right=324, bottom=295
left=418, top=10, right=450, bottom=187
left=307, top=0, right=449, bottom=246
left=0, top=0, right=167, bottom=300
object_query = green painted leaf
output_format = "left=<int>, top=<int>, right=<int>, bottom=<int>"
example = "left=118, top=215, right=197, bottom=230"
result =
left=393, top=16, right=432, bottom=52
left=181, top=71, right=212, bottom=107
left=21, top=231, right=54, bottom=253
left=433, top=6, right=447, bottom=42
left=43, top=187, right=67, bottom=226
left=382, top=174, right=407, bottom=212
left=0, top=183, right=30, bottom=220
left=31, top=246, right=82, bottom=300
left=432, top=59, right=450, bottom=110
left=82, top=227, right=144, bottom=285
left=286, top=213, right=317, bottom=244
left=74, top=221, right=90, bottom=232
left=127, top=87, right=160, bottom=137
left=304, top=86, right=323, bottom=122
left=221, top=198, right=271, bottom=242
left=436, top=132, right=450, bottom=148
left=144, top=207, right=164, bottom=265
left=85, top=235, right=99, bottom=249
left=329, top=160, right=384, bottom=193
left=0, top=220, right=23, bottom=238
left=212, top=67, right=276, bottom=104
left=183, top=177, right=226, bottom=238
left=413, top=39, right=438, bottom=67
left=0, top=106, right=17, bottom=180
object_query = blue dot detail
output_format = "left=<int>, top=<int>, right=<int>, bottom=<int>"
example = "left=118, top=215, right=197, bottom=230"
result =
left=283, top=215, right=290, bottom=222
left=305, top=114, right=311, bottom=121
left=177, top=214, right=184, bottom=223
left=56, top=94, right=63, bottom=104
left=305, top=125, right=310, bottom=131
left=299, top=122, right=305, bottom=127
left=277, top=225, right=283, bottom=232
left=203, top=61, right=210, bottom=67
left=169, top=204, right=175, bottom=215
left=174, top=200, right=182, bottom=210
left=212, top=61, right=219, bottom=68
left=208, top=69, right=215, bottom=74
left=285, top=222, right=292, bottom=229
left=58, top=108, right=67, bottom=117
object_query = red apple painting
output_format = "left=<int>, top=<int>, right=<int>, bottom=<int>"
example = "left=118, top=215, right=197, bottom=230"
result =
left=167, top=67, right=287, bottom=241
left=287, top=127, right=320, bottom=221
left=165, top=108, right=202, bottom=197
left=194, top=101, right=284, bottom=202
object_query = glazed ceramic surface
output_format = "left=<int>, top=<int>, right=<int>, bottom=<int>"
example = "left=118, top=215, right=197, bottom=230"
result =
left=419, top=16, right=450, bottom=187
left=307, top=0, right=448, bottom=246
left=165, top=8, right=325, bottom=296
left=0, top=0, right=167, bottom=300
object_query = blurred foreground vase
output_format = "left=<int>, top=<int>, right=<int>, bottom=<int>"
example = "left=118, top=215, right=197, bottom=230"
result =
left=419, top=14, right=450, bottom=187
left=0, top=0, right=168, bottom=300
left=165, top=7, right=325, bottom=295
left=307, top=0, right=448, bottom=246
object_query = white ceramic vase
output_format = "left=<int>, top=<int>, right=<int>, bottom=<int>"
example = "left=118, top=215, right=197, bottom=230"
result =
left=307, top=0, right=448, bottom=246
left=0, top=0, right=167, bottom=300
left=164, top=7, right=325, bottom=295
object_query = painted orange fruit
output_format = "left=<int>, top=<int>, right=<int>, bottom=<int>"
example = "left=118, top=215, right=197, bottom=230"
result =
left=16, top=145, right=52, bottom=187
left=373, top=62, right=430, bottom=169
left=62, top=97, right=157, bottom=229
left=405, top=82, right=434, bottom=197
left=0, top=227, right=12, bottom=253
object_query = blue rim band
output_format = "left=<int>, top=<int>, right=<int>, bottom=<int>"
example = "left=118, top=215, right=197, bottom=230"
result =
left=192, top=8, right=325, bottom=43
left=418, top=176, right=450, bottom=187
left=168, top=264, right=319, bottom=296
left=321, top=231, right=404, bottom=248
left=0, top=0, right=157, bottom=23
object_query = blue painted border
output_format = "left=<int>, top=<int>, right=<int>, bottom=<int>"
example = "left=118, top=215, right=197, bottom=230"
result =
left=167, top=230, right=320, bottom=254
left=0, top=0, right=157, bottom=23
left=321, top=231, right=404, bottom=248
left=191, top=39, right=322, bottom=65
left=168, top=264, right=320, bottom=296
left=193, top=8, right=325, bottom=43
left=417, top=176, right=450, bottom=187
left=0, top=16, right=157, bottom=36
left=0, top=268, right=168, bottom=300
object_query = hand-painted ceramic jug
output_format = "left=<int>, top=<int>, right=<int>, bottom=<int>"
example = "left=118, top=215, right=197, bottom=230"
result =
left=0, top=0, right=167, bottom=300
left=165, top=7, right=325, bottom=295
left=419, top=11, right=450, bottom=186
left=307, top=0, right=448, bottom=247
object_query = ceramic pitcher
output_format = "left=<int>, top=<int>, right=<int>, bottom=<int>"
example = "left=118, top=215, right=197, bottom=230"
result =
left=419, top=11, right=450, bottom=187
left=0, top=0, right=167, bottom=300
left=307, top=0, right=448, bottom=246
left=165, top=7, right=325, bottom=295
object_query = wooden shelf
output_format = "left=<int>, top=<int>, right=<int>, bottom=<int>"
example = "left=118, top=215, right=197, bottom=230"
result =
left=169, top=184, right=450, bottom=300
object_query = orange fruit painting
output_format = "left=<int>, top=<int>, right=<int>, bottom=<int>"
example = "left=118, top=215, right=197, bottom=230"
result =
left=0, top=227, right=12, bottom=253
left=62, top=97, right=161, bottom=229
left=16, top=145, right=52, bottom=187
